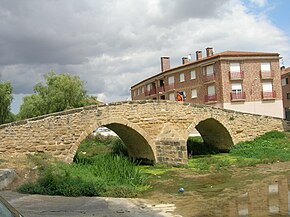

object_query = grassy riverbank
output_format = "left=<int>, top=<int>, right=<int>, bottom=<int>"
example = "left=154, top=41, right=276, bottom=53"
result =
left=18, top=135, right=148, bottom=197
left=17, top=131, right=290, bottom=198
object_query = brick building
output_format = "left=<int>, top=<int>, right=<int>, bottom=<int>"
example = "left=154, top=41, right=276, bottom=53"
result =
left=281, top=67, right=290, bottom=120
left=131, top=48, right=284, bottom=118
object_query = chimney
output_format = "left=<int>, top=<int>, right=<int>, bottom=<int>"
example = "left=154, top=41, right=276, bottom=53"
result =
left=206, top=47, right=214, bottom=57
left=182, top=57, right=189, bottom=65
left=196, top=50, right=202, bottom=60
left=161, top=56, right=170, bottom=72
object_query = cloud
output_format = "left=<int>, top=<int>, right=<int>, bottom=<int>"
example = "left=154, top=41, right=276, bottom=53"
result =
left=0, top=0, right=289, bottom=113
left=247, top=0, right=268, bottom=7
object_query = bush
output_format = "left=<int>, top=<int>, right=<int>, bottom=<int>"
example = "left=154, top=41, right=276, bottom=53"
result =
left=111, top=139, right=128, bottom=156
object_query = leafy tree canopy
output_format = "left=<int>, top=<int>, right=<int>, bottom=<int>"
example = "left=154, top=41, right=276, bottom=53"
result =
left=18, top=71, right=99, bottom=119
left=0, top=81, right=13, bottom=124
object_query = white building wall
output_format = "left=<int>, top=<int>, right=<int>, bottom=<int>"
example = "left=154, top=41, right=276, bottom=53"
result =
left=223, top=100, right=284, bottom=118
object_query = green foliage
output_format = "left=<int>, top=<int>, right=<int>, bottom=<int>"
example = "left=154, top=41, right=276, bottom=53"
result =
left=187, top=136, right=220, bottom=156
left=230, top=131, right=290, bottom=162
left=18, top=71, right=99, bottom=119
left=18, top=154, right=149, bottom=197
left=188, top=131, right=290, bottom=171
left=111, top=138, right=128, bottom=156
left=20, top=136, right=146, bottom=197
left=18, top=94, right=44, bottom=119
left=73, top=135, right=128, bottom=164
left=0, top=81, right=13, bottom=124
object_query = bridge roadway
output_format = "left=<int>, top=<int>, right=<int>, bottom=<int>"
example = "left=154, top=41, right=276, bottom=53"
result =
left=0, top=100, right=287, bottom=165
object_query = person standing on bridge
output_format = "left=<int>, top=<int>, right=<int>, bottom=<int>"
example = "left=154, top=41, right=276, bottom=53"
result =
left=176, top=92, right=184, bottom=102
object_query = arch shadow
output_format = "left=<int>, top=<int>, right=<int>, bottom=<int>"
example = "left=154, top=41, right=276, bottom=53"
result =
left=188, top=118, right=234, bottom=152
left=69, top=118, right=156, bottom=164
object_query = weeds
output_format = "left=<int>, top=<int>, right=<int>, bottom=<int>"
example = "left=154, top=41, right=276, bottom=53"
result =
left=18, top=135, right=147, bottom=198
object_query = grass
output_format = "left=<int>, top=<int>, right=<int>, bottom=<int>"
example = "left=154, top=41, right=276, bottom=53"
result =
left=188, top=131, right=290, bottom=171
left=17, top=130, right=290, bottom=197
left=18, top=136, right=147, bottom=198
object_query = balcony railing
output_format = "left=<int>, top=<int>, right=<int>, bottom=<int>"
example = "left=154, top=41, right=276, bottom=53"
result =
left=231, top=92, right=246, bottom=101
left=205, top=94, right=217, bottom=102
left=204, top=73, right=216, bottom=82
left=260, top=71, right=274, bottom=79
left=144, top=88, right=157, bottom=96
left=229, top=71, right=244, bottom=80
left=262, top=90, right=276, bottom=99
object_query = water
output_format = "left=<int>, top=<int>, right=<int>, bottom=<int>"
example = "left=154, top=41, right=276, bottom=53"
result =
left=143, top=162, right=290, bottom=217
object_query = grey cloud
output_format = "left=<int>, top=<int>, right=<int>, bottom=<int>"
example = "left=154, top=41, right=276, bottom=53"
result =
left=0, top=0, right=288, bottom=109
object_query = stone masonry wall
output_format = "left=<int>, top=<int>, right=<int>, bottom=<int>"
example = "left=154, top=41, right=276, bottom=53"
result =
left=0, top=101, right=286, bottom=165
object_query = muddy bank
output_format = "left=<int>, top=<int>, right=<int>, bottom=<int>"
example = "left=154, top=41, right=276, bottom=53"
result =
left=142, top=161, right=290, bottom=217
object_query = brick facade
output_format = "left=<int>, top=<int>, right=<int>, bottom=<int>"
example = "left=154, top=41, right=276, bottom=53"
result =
left=131, top=49, right=283, bottom=118
left=281, top=67, right=290, bottom=119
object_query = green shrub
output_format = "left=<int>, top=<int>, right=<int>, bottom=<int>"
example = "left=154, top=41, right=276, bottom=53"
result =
left=111, top=139, right=128, bottom=156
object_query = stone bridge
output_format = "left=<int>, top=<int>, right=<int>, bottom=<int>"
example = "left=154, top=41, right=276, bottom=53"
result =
left=0, top=101, right=288, bottom=165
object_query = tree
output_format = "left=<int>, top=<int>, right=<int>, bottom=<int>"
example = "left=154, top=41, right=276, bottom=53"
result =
left=18, top=71, right=98, bottom=119
left=18, top=94, right=44, bottom=119
left=0, top=81, right=13, bottom=124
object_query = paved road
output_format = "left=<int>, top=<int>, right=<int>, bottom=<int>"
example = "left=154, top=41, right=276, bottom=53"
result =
left=0, top=191, right=180, bottom=217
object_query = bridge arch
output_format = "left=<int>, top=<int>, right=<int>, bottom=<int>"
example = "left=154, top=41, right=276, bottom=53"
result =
left=187, top=118, right=234, bottom=152
left=67, top=117, right=156, bottom=164
left=0, top=100, right=285, bottom=165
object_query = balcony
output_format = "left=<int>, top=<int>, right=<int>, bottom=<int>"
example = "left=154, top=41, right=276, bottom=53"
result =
left=204, top=73, right=216, bottom=83
left=231, top=92, right=246, bottom=101
left=205, top=94, right=217, bottom=103
left=229, top=71, right=244, bottom=80
left=144, top=89, right=157, bottom=96
left=260, top=71, right=274, bottom=79
left=262, top=90, right=276, bottom=100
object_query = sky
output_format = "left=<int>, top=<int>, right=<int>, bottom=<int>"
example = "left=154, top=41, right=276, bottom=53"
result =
left=0, top=0, right=289, bottom=113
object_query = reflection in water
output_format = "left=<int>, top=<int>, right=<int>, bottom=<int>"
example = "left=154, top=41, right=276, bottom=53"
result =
left=228, top=176, right=290, bottom=217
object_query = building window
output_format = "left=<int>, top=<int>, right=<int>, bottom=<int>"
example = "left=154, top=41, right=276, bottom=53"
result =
left=208, top=85, right=215, bottom=95
left=262, top=81, right=276, bottom=99
left=282, top=78, right=287, bottom=86
left=287, top=93, right=290, bottom=99
left=169, top=93, right=175, bottom=101
left=261, top=62, right=271, bottom=72
left=179, top=73, right=185, bottom=82
left=191, top=89, right=197, bottom=98
left=205, top=65, right=214, bottom=75
left=231, top=83, right=242, bottom=94
left=203, top=64, right=215, bottom=82
left=190, top=70, right=196, bottom=80
left=137, top=88, right=140, bottom=95
left=205, top=85, right=216, bottom=102
left=141, top=86, right=144, bottom=94
left=262, top=81, right=273, bottom=92
left=146, top=83, right=152, bottom=92
left=230, top=63, right=241, bottom=72
left=168, top=76, right=174, bottom=84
